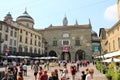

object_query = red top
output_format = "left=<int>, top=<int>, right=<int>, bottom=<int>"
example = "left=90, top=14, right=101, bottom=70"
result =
left=40, top=74, right=48, bottom=80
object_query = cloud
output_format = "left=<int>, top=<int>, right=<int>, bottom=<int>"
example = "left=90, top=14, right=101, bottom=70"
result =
left=104, top=4, right=118, bottom=21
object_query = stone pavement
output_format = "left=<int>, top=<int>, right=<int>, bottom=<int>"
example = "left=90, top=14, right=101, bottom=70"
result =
left=0, top=63, right=107, bottom=80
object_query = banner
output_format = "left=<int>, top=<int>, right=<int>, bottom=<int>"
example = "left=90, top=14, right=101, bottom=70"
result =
left=63, top=45, right=69, bottom=52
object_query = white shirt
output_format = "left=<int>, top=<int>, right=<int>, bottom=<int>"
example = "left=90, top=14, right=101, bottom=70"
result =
left=86, top=74, right=92, bottom=80
left=62, top=73, right=69, bottom=79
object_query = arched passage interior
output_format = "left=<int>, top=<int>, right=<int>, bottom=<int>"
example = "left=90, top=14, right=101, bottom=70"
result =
left=75, top=49, right=85, bottom=61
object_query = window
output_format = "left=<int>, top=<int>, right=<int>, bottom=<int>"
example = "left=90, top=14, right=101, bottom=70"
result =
left=113, top=40, right=115, bottom=51
left=39, top=36, right=41, bottom=40
left=20, top=29, right=22, bottom=33
left=34, top=48, right=37, bottom=53
left=30, top=47, right=32, bottom=53
left=0, top=23, right=2, bottom=30
left=53, top=40, right=57, bottom=46
left=5, top=34, right=8, bottom=41
left=75, top=39, right=80, bottom=46
left=19, top=45, right=22, bottom=52
left=26, top=32, right=28, bottom=35
left=26, top=23, right=29, bottom=27
left=35, top=40, right=36, bottom=46
left=10, top=39, right=12, bottom=45
left=10, top=31, right=13, bottom=36
left=38, top=49, right=40, bottom=54
left=13, top=48, right=16, bottom=53
left=14, top=32, right=17, bottom=37
left=118, top=38, right=120, bottom=49
left=38, top=41, right=41, bottom=47
left=30, top=39, right=32, bottom=45
left=25, top=37, right=27, bottom=43
left=20, top=36, right=22, bottom=42
left=5, top=26, right=9, bottom=32
left=62, top=40, right=70, bottom=45
left=14, top=40, right=16, bottom=46
left=94, top=46, right=99, bottom=52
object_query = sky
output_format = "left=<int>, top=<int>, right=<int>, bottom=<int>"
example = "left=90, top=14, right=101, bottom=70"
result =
left=0, top=0, right=118, bottom=35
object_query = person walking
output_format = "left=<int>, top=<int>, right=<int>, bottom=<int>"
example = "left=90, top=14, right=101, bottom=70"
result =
left=40, top=70, right=48, bottom=80
left=23, top=63, right=27, bottom=76
left=33, top=63, right=39, bottom=80
left=54, top=69, right=59, bottom=80
left=70, top=65, right=76, bottom=80
left=38, top=66, right=43, bottom=80
left=17, top=71, right=24, bottom=80
left=61, top=69, right=70, bottom=80
left=80, top=71, right=86, bottom=80
left=2, top=72, right=14, bottom=80
left=49, top=71, right=58, bottom=80
left=85, top=68, right=94, bottom=80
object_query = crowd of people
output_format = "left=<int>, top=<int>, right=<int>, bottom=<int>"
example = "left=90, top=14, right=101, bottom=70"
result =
left=0, top=59, right=94, bottom=80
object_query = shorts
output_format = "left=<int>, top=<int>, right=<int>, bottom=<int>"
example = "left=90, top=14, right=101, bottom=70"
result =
left=34, top=72, right=38, bottom=76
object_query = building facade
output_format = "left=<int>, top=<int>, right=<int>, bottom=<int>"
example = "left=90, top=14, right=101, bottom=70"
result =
left=0, top=11, right=100, bottom=61
left=41, top=17, right=99, bottom=61
left=99, top=0, right=120, bottom=58
left=0, top=11, right=44, bottom=57
left=99, top=28, right=109, bottom=54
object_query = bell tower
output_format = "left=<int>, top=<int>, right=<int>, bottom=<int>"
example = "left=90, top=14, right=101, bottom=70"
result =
left=118, top=0, right=120, bottom=19
left=63, top=15, right=68, bottom=26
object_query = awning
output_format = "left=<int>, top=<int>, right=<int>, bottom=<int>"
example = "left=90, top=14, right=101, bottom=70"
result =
left=95, top=50, right=120, bottom=58
left=102, top=58, right=120, bottom=62
left=104, top=50, right=120, bottom=58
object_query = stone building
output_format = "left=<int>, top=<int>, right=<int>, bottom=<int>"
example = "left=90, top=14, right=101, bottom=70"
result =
left=0, top=10, right=100, bottom=60
left=40, top=17, right=99, bottom=61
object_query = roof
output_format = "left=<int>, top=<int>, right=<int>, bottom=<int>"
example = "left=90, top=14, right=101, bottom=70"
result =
left=16, top=11, right=34, bottom=23
left=45, top=24, right=91, bottom=30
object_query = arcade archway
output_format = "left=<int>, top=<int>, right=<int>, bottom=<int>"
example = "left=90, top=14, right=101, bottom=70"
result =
left=48, top=50, right=57, bottom=57
left=75, top=49, right=85, bottom=61
left=61, top=52, right=71, bottom=62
